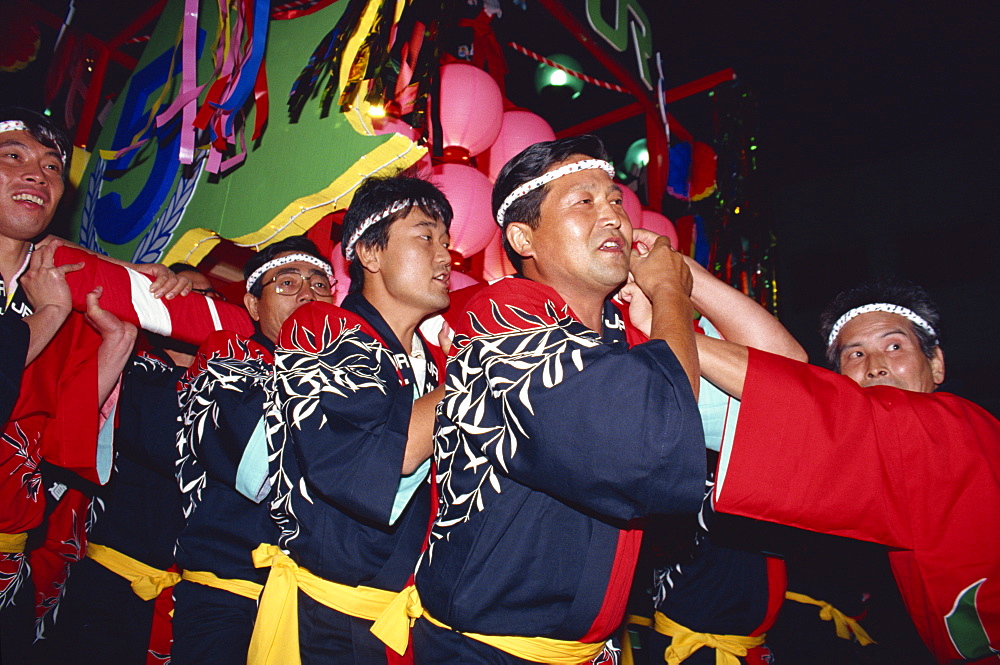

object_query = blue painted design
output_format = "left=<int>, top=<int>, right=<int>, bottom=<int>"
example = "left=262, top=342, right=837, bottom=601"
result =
left=94, top=29, right=205, bottom=246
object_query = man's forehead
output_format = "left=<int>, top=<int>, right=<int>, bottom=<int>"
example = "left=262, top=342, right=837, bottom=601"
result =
left=838, top=311, right=917, bottom=345
left=393, top=208, right=448, bottom=233
left=0, top=133, right=60, bottom=158
left=542, top=157, right=615, bottom=189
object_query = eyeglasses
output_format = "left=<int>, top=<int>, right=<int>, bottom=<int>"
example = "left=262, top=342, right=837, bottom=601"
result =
left=191, top=287, right=227, bottom=302
left=260, top=272, right=334, bottom=297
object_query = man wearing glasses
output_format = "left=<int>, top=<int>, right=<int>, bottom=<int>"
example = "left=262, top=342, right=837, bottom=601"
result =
left=171, top=236, right=335, bottom=665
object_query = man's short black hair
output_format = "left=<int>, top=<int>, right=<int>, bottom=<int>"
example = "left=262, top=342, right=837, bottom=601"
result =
left=342, top=175, right=453, bottom=294
left=820, top=276, right=942, bottom=371
left=244, top=235, right=328, bottom=298
left=169, top=262, right=200, bottom=275
left=0, top=107, right=72, bottom=181
left=491, top=135, right=609, bottom=272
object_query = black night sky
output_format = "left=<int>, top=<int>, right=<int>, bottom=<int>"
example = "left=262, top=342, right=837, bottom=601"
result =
left=648, top=0, right=999, bottom=413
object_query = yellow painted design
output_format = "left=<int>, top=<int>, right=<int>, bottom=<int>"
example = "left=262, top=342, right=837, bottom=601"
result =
left=162, top=132, right=426, bottom=265
left=69, top=146, right=91, bottom=190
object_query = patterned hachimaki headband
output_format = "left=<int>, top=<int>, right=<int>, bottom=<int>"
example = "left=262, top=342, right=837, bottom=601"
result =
left=495, top=159, right=617, bottom=227
left=827, top=303, right=937, bottom=348
left=245, top=253, right=334, bottom=293
left=344, top=198, right=427, bottom=260
left=0, top=120, right=67, bottom=166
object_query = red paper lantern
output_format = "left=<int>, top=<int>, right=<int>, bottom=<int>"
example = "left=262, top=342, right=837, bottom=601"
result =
left=430, top=163, right=496, bottom=258
left=481, top=110, right=556, bottom=181
left=619, top=185, right=643, bottom=230
left=437, top=63, right=504, bottom=161
left=639, top=209, right=679, bottom=247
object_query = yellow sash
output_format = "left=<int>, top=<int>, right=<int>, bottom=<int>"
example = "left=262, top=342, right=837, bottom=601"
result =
left=651, top=611, right=766, bottom=665
left=181, top=569, right=263, bottom=600
left=0, top=532, right=27, bottom=554
left=370, top=584, right=608, bottom=664
left=784, top=591, right=875, bottom=646
left=86, top=542, right=181, bottom=601
left=247, top=544, right=400, bottom=665
left=620, top=615, right=654, bottom=665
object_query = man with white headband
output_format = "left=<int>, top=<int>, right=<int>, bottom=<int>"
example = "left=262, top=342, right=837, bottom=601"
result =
left=0, top=107, right=151, bottom=661
left=696, top=277, right=1000, bottom=663
left=249, top=175, right=452, bottom=664
left=380, top=134, right=706, bottom=664
left=171, top=236, right=334, bottom=665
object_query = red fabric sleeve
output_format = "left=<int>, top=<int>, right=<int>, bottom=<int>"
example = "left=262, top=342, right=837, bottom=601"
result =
left=54, top=246, right=254, bottom=345
left=713, top=348, right=913, bottom=549
left=37, top=313, right=103, bottom=483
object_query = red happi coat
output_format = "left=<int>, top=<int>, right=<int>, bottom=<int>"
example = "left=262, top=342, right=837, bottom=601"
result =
left=714, top=348, right=1000, bottom=663
left=0, top=312, right=106, bottom=624
left=1, top=313, right=104, bottom=536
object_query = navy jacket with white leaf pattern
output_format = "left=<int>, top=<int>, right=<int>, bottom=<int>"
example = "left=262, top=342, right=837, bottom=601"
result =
left=266, top=293, right=443, bottom=589
left=416, top=276, right=705, bottom=643
left=174, top=331, right=278, bottom=584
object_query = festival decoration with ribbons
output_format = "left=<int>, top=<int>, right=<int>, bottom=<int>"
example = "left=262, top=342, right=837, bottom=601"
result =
left=458, top=10, right=507, bottom=95
left=689, top=141, right=718, bottom=201
left=665, top=141, right=718, bottom=201
left=185, top=0, right=270, bottom=173
left=271, top=0, right=344, bottom=21
left=667, top=142, right=692, bottom=199
left=70, top=0, right=428, bottom=266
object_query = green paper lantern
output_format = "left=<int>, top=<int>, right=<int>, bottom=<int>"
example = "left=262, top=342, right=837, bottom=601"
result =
left=623, top=138, right=649, bottom=175
left=534, top=54, right=584, bottom=100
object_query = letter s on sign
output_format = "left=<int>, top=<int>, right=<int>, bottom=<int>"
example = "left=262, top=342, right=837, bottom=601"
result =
left=585, top=0, right=654, bottom=90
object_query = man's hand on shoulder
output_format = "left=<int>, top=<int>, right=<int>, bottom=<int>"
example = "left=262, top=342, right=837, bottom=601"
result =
left=20, top=238, right=82, bottom=315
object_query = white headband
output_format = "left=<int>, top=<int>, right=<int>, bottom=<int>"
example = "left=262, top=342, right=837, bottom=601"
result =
left=0, top=119, right=67, bottom=166
left=344, top=198, right=429, bottom=261
left=0, top=120, right=27, bottom=133
left=827, top=303, right=937, bottom=348
left=495, top=159, right=616, bottom=227
left=246, top=253, right=334, bottom=293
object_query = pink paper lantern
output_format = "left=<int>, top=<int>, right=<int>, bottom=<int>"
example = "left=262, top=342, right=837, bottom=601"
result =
left=639, top=209, right=679, bottom=248
left=437, top=63, right=504, bottom=160
left=449, top=270, right=481, bottom=291
left=619, top=185, right=643, bottom=229
left=481, top=226, right=516, bottom=281
left=481, top=110, right=556, bottom=180
left=430, top=163, right=496, bottom=258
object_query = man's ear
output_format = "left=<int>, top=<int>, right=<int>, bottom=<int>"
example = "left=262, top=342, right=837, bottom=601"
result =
left=355, top=242, right=381, bottom=275
left=506, top=222, right=535, bottom=260
left=243, top=293, right=261, bottom=322
left=930, top=346, right=946, bottom=386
